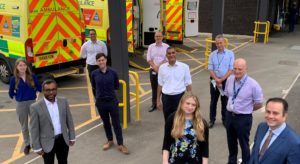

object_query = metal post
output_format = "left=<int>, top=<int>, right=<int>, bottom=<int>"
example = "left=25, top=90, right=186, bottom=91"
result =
left=108, top=0, right=131, bottom=122
left=212, top=0, right=225, bottom=51
left=257, top=0, right=269, bottom=42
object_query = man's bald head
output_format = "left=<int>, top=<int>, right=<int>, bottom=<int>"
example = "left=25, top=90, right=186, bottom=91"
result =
left=234, top=58, right=247, bottom=80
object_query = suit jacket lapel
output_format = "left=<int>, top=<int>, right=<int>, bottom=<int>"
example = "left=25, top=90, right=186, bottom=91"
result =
left=260, top=126, right=288, bottom=162
left=40, top=99, right=54, bottom=127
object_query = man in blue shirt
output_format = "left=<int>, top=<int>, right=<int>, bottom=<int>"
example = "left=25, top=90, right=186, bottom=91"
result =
left=91, top=53, right=129, bottom=155
left=208, top=35, right=234, bottom=128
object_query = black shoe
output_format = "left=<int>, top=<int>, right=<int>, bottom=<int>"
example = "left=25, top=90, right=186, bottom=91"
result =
left=148, top=106, right=157, bottom=112
left=209, top=121, right=215, bottom=128
left=24, top=145, right=31, bottom=155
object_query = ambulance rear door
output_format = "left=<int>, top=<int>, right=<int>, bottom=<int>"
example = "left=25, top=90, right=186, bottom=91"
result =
left=184, top=0, right=199, bottom=37
left=142, top=0, right=160, bottom=46
left=28, top=0, right=82, bottom=68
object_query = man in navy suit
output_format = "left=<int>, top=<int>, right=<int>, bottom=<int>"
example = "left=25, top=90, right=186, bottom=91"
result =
left=249, top=97, right=300, bottom=164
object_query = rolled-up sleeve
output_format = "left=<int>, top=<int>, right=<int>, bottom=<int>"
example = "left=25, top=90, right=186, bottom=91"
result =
left=184, top=65, right=192, bottom=86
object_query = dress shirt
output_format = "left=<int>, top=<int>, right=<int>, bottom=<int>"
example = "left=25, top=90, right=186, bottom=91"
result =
left=44, top=98, right=61, bottom=136
left=158, top=61, right=192, bottom=95
left=259, top=123, right=286, bottom=151
left=224, top=74, right=263, bottom=114
left=80, top=40, right=107, bottom=65
left=208, top=48, right=234, bottom=78
left=8, top=74, right=42, bottom=102
left=91, top=68, right=119, bottom=100
left=146, top=42, right=169, bottom=66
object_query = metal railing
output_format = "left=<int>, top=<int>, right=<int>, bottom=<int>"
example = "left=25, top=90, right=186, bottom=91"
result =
left=253, top=21, right=270, bottom=44
left=118, top=80, right=127, bottom=129
left=204, top=37, right=229, bottom=69
left=129, top=71, right=140, bottom=121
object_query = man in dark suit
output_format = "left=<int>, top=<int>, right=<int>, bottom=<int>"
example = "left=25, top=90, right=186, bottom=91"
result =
left=30, top=79, right=75, bottom=164
left=249, top=97, right=300, bottom=164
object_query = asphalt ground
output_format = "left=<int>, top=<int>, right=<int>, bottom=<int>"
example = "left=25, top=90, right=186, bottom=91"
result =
left=0, top=26, right=300, bottom=164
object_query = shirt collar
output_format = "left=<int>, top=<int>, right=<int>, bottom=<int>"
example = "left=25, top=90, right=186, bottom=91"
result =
left=155, top=42, right=163, bottom=46
left=235, top=74, right=248, bottom=83
left=167, top=61, right=178, bottom=67
left=217, top=48, right=227, bottom=54
left=44, top=97, right=57, bottom=105
left=269, top=122, right=286, bottom=137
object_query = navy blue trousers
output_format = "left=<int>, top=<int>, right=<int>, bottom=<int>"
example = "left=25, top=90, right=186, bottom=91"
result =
left=96, top=98, right=123, bottom=145
left=226, top=111, right=252, bottom=164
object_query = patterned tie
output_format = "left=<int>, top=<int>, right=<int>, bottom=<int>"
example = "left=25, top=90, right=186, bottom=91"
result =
left=259, top=130, right=273, bottom=160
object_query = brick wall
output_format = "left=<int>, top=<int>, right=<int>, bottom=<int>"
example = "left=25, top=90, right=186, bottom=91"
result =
left=198, top=0, right=258, bottom=35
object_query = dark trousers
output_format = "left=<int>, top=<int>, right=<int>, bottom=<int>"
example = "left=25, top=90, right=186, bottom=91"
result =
left=162, top=92, right=184, bottom=121
left=226, top=111, right=252, bottom=164
left=87, top=64, right=99, bottom=97
left=149, top=69, right=158, bottom=107
left=96, top=98, right=123, bottom=145
left=209, top=78, right=228, bottom=123
left=43, top=135, right=69, bottom=164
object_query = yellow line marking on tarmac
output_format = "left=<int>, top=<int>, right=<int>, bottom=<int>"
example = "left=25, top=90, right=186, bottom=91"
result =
left=0, top=90, right=8, bottom=93
left=190, top=63, right=206, bottom=72
left=11, top=133, right=23, bottom=160
left=0, top=134, right=20, bottom=138
left=182, top=52, right=204, bottom=65
left=75, top=116, right=100, bottom=130
left=187, top=38, right=206, bottom=48
left=139, top=86, right=146, bottom=95
left=2, top=117, right=101, bottom=164
left=58, top=87, right=87, bottom=90
left=0, top=109, right=15, bottom=112
left=191, top=49, right=198, bottom=53
left=232, top=40, right=252, bottom=52
left=130, top=82, right=150, bottom=86
left=85, top=67, right=97, bottom=119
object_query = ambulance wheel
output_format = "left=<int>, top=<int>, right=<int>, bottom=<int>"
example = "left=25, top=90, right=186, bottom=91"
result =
left=0, top=59, right=11, bottom=84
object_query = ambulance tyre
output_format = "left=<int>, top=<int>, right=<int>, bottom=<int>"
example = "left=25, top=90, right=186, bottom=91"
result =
left=0, top=59, right=11, bottom=84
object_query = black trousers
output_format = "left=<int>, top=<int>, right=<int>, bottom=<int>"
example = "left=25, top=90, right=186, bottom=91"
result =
left=96, top=98, right=123, bottom=145
left=149, top=69, right=158, bottom=107
left=209, top=78, right=228, bottom=123
left=162, top=92, right=184, bottom=121
left=43, top=135, right=69, bottom=164
left=226, top=111, right=252, bottom=164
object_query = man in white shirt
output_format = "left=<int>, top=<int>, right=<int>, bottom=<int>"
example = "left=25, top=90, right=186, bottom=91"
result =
left=80, top=29, right=108, bottom=84
left=30, top=79, right=75, bottom=164
left=157, top=47, right=192, bottom=121
left=146, top=31, right=169, bottom=112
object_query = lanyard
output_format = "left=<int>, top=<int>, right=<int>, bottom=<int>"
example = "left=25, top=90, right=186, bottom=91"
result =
left=232, top=76, right=248, bottom=103
left=216, top=52, right=225, bottom=71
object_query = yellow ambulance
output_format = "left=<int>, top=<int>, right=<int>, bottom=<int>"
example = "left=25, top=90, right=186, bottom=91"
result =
left=0, top=0, right=85, bottom=83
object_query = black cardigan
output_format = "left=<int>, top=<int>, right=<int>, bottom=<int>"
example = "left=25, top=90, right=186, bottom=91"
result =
left=162, top=113, right=209, bottom=162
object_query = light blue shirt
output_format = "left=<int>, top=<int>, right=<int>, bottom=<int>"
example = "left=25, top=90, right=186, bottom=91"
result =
left=259, top=123, right=287, bottom=151
left=208, top=48, right=234, bottom=78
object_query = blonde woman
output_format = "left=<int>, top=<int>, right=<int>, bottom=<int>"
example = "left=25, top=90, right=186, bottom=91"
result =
left=162, top=92, right=209, bottom=164
left=8, top=59, right=42, bottom=155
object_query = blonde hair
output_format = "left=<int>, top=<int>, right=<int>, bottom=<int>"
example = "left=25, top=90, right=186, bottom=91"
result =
left=171, top=92, right=205, bottom=141
left=13, top=59, right=35, bottom=89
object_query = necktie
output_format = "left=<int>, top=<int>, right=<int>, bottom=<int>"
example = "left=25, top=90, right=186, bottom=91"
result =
left=259, top=130, right=273, bottom=160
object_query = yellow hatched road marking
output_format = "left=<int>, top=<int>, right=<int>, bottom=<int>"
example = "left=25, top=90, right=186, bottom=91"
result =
left=0, top=134, right=20, bottom=138
left=187, top=38, right=206, bottom=48
left=85, top=67, right=97, bottom=119
left=182, top=52, right=204, bottom=65
left=11, top=133, right=23, bottom=159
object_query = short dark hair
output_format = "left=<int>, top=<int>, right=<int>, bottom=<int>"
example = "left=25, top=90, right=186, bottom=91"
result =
left=42, top=79, right=57, bottom=90
left=166, top=46, right=176, bottom=52
left=89, top=29, right=96, bottom=34
left=95, top=53, right=107, bottom=60
left=266, top=97, right=288, bottom=113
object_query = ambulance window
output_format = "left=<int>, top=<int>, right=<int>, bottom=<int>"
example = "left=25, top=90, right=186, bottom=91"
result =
left=187, top=2, right=197, bottom=11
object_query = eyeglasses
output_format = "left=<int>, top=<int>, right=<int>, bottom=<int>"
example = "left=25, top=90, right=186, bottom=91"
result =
left=44, top=88, right=57, bottom=93
left=155, top=35, right=163, bottom=37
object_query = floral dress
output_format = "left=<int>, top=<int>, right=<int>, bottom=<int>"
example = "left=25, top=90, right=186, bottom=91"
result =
left=169, top=120, right=199, bottom=163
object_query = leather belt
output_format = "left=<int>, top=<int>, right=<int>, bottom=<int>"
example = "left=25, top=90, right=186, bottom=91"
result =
left=54, top=134, right=62, bottom=139
left=227, top=111, right=252, bottom=117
